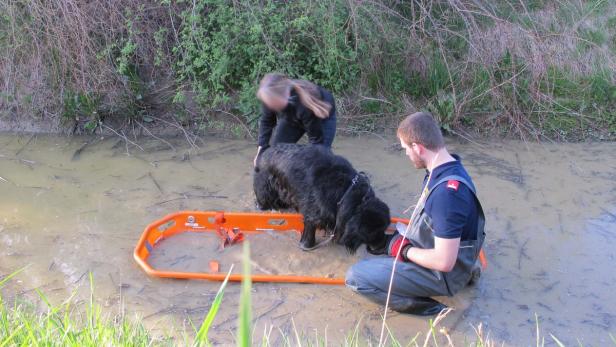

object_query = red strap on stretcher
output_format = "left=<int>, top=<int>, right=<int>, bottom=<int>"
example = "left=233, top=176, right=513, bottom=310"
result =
left=214, top=211, right=245, bottom=249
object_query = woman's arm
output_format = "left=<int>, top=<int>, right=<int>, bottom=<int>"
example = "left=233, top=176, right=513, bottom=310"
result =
left=320, top=87, right=336, bottom=118
left=255, top=106, right=276, bottom=166
left=257, top=105, right=277, bottom=148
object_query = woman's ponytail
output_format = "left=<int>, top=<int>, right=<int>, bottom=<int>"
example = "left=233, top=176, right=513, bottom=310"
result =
left=289, top=79, right=332, bottom=119
left=257, top=73, right=332, bottom=119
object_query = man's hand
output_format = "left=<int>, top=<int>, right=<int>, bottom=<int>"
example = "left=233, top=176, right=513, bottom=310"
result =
left=387, top=233, right=413, bottom=261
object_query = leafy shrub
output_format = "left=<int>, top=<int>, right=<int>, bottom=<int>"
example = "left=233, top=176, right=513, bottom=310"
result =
left=2, top=0, right=616, bottom=140
left=174, top=0, right=359, bottom=116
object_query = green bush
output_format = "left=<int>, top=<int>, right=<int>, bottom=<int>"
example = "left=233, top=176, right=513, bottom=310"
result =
left=174, top=0, right=359, bottom=116
left=62, top=91, right=101, bottom=132
left=2, top=0, right=616, bottom=140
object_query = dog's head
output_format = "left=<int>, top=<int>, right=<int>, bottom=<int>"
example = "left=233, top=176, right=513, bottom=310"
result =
left=338, top=196, right=390, bottom=254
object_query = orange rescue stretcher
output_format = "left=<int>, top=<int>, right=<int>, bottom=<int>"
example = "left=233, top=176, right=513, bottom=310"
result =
left=133, top=211, right=487, bottom=285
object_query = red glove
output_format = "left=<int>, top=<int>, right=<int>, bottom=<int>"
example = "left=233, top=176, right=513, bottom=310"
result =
left=387, top=233, right=413, bottom=262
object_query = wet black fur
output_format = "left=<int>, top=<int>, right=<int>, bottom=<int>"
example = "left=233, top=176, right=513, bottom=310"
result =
left=253, top=144, right=390, bottom=253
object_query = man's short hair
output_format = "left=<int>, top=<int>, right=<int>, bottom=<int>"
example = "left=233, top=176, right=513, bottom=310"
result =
left=397, top=112, right=445, bottom=151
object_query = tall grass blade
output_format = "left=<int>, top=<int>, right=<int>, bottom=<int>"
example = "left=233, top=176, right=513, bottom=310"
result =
left=291, top=318, right=302, bottom=347
left=536, top=313, right=540, bottom=347
left=194, top=264, right=235, bottom=346
left=550, top=334, right=565, bottom=347
left=0, top=267, right=26, bottom=288
left=0, top=325, right=23, bottom=347
left=237, top=242, right=252, bottom=347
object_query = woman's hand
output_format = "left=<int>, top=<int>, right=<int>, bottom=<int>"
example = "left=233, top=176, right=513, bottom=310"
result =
left=253, top=146, right=262, bottom=167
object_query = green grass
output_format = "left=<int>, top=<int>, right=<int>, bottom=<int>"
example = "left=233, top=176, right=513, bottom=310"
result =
left=237, top=242, right=252, bottom=347
left=1, top=248, right=615, bottom=346
left=0, top=274, right=155, bottom=346
left=194, top=265, right=234, bottom=345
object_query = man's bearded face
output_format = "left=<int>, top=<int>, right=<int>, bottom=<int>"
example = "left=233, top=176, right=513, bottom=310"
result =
left=400, top=138, right=426, bottom=169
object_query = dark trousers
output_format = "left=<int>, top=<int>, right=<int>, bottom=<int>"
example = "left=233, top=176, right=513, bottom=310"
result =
left=271, top=115, right=336, bottom=148
left=346, top=257, right=481, bottom=315
left=345, top=257, right=450, bottom=315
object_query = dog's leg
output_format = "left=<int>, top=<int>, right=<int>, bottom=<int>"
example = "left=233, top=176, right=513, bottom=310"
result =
left=299, top=221, right=317, bottom=251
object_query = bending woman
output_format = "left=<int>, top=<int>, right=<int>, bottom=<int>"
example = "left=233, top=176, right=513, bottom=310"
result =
left=254, top=73, right=336, bottom=165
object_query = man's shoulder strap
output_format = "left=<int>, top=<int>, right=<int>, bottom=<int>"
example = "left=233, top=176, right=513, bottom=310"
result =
left=429, top=174, right=477, bottom=195
left=427, top=174, right=484, bottom=218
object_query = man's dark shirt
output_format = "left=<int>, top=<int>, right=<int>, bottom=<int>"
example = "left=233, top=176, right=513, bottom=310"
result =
left=422, top=155, right=479, bottom=241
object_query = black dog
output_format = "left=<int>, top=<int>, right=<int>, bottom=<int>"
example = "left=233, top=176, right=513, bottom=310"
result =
left=253, top=144, right=390, bottom=253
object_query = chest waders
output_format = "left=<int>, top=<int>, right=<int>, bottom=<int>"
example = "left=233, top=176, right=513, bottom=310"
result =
left=410, top=175, right=486, bottom=295
left=345, top=174, right=485, bottom=315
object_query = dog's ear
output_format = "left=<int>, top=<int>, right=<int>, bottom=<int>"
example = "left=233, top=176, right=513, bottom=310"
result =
left=360, top=198, right=390, bottom=228
left=338, top=214, right=363, bottom=254
left=339, top=197, right=391, bottom=254
left=334, top=197, right=355, bottom=238
left=358, top=198, right=391, bottom=250
left=335, top=197, right=364, bottom=253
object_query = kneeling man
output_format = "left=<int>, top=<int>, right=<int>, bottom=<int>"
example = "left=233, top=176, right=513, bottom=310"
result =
left=346, top=112, right=485, bottom=315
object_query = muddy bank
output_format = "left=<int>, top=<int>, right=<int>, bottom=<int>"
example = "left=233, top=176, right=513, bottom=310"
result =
left=1, top=133, right=615, bottom=345
left=0, top=116, right=64, bottom=134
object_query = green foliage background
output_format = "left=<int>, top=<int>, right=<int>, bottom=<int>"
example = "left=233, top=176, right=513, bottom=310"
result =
left=1, top=0, right=616, bottom=140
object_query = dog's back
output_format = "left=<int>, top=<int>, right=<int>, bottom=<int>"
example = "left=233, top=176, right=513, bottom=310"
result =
left=255, top=144, right=355, bottom=205
left=253, top=144, right=390, bottom=252
left=257, top=144, right=352, bottom=176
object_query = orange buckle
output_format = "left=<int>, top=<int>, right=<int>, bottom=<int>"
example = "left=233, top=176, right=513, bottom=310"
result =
left=213, top=211, right=245, bottom=249
left=479, top=249, right=488, bottom=269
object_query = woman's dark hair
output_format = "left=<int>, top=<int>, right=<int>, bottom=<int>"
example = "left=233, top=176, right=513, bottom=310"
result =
left=257, top=73, right=332, bottom=118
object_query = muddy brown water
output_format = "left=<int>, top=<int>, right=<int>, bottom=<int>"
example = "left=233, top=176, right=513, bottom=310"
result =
left=1, top=133, right=615, bottom=345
